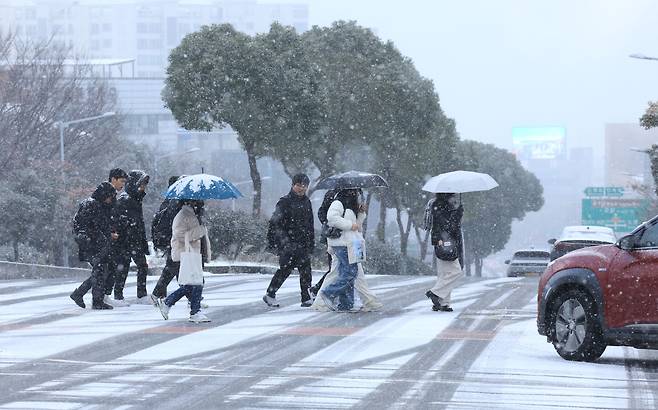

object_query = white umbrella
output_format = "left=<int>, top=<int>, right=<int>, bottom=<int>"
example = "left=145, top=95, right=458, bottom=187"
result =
left=422, top=170, right=499, bottom=193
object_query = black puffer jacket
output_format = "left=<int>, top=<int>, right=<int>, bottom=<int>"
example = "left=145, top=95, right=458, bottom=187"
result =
left=113, top=170, right=150, bottom=255
left=431, top=201, right=464, bottom=266
left=267, top=190, right=315, bottom=254
left=72, top=182, right=116, bottom=262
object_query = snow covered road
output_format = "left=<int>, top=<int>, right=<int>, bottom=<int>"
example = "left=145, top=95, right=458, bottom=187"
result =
left=0, top=273, right=657, bottom=409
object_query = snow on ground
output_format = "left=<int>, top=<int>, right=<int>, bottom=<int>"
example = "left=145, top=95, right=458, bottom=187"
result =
left=448, top=296, right=631, bottom=410
left=0, top=273, right=651, bottom=409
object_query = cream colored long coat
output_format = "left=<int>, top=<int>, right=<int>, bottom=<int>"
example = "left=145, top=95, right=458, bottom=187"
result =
left=170, top=205, right=211, bottom=262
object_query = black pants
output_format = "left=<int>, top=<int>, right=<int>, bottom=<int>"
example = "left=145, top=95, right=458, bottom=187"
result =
left=266, top=250, right=312, bottom=302
left=152, top=250, right=180, bottom=299
left=311, top=253, right=332, bottom=292
left=103, top=253, right=118, bottom=297
left=113, top=252, right=149, bottom=299
left=73, top=256, right=111, bottom=305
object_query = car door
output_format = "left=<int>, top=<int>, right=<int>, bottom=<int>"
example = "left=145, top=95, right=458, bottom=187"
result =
left=607, top=221, right=658, bottom=327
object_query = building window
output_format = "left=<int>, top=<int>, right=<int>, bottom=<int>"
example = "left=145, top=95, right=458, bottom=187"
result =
left=90, top=23, right=100, bottom=35
left=91, top=39, right=100, bottom=50
left=103, top=39, right=112, bottom=48
left=102, top=23, right=111, bottom=32
left=137, top=22, right=148, bottom=33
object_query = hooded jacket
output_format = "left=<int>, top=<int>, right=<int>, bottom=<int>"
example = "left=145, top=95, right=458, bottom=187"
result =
left=72, top=182, right=116, bottom=262
left=113, top=170, right=150, bottom=255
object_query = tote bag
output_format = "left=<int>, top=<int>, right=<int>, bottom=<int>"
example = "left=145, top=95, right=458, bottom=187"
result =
left=348, top=237, right=367, bottom=264
left=178, top=232, right=204, bottom=285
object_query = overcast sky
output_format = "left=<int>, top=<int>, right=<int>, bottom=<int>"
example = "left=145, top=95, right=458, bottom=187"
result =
left=280, top=0, right=658, bottom=158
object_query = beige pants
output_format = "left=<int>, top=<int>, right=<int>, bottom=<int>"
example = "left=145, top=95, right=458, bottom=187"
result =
left=430, top=258, right=463, bottom=304
left=311, top=254, right=382, bottom=311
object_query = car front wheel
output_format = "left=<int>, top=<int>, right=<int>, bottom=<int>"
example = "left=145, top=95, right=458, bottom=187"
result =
left=549, top=288, right=606, bottom=362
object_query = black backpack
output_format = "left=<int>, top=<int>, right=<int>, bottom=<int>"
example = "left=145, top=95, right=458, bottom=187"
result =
left=434, top=231, right=459, bottom=261
left=151, top=200, right=181, bottom=251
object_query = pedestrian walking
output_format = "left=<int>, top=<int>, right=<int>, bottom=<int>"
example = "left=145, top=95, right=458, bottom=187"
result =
left=150, top=175, right=184, bottom=300
left=155, top=200, right=211, bottom=323
left=308, top=188, right=337, bottom=299
left=311, top=248, right=382, bottom=312
left=111, top=170, right=152, bottom=304
left=263, top=173, right=315, bottom=308
left=425, top=192, right=464, bottom=312
left=103, top=168, right=128, bottom=306
left=319, top=188, right=368, bottom=311
left=70, top=182, right=117, bottom=310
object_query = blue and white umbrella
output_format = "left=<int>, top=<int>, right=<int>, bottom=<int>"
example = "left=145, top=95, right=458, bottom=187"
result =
left=164, top=173, right=242, bottom=200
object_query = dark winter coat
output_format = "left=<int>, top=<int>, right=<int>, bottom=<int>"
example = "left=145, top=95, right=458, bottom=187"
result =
left=151, top=199, right=183, bottom=251
left=113, top=170, right=150, bottom=256
left=267, top=190, right=315, bottom=255
left=72, top=182, right=116, bottom=263
left=431, top=201, right=464, bottom=267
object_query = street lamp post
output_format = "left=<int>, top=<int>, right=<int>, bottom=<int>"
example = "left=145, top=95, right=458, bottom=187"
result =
left=55, top=111, right=116, bottom=267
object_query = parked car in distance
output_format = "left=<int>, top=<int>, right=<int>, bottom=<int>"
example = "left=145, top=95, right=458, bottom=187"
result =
left=548, top=225, right=616, bottom=261
left=537, top=216, right=658, bottom=362
left=505, top=249, right=550, bottom=277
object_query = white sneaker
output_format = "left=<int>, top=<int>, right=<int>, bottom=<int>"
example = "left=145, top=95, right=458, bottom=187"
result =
left=156, top=298, right=170, bottom=320
left=189, top=312, right=211, bottom=323
left=103, top=295, right=114, bottom=306
left=262, top=294, right=280, bottom=307
left=135, top=295, right=154, bottom=305
left=112, top=298, right=130, bottom=307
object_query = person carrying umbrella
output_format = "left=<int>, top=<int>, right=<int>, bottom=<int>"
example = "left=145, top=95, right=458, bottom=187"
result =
left=155, top=199, right=211, bottom=323
left=153, top=173, right=241, bottom=322
left=425, top=193, right=464, bottom=312
left=422, top=170, right=498, bottom=312
left=263, top=173, right=315, bottom=308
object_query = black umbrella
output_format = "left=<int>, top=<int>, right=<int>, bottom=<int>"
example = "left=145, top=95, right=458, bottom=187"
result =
left=314, top=170, right=389, bottom=190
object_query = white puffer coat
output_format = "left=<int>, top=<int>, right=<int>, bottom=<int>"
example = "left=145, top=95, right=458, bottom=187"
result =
left=170, top=205, right=211, bottom=262
left=326, top=200, right=366, bottom=248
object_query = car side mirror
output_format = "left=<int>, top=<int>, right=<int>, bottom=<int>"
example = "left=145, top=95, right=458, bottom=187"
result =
left=547, top=238, right=556, bottom=245
left=504, top=259, right=510, bottom=264
left=618, top=234, right=636, bottom=251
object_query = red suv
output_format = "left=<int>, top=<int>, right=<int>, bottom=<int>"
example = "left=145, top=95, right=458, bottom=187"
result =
left=537, top=217, right=658, bottom=361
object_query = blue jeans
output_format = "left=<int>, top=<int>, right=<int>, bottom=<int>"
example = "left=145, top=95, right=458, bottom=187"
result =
left=165, top=284, right=203, bottom=315
left=321, top=247, right=357, bottom=310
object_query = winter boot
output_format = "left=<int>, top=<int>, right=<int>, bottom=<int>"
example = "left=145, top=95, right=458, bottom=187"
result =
left=300, top=299, right=313, bottom=307
left=425, top=290, right=443, bottom=308
left=70, top=292, right=86, bottom=309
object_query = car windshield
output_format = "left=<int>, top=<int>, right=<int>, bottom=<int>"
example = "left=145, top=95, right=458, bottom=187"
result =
left=559, top=227, right=616, bottom=243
